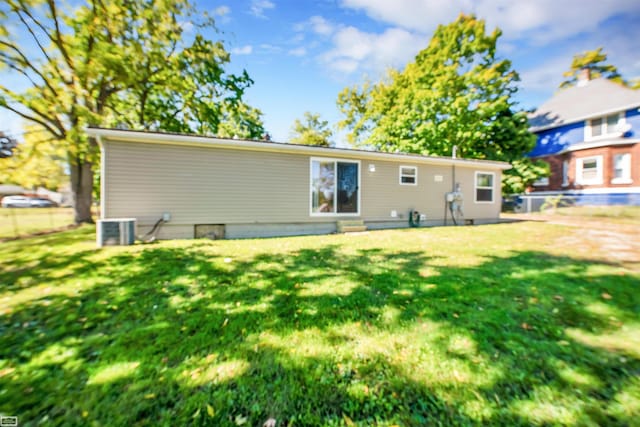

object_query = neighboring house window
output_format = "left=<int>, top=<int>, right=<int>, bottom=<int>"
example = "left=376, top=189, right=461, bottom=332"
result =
left=533, top=177, right=549, bottom=186
left=585, top=113, right=624, bottom=140
left=475, top=172, right=494, bottom=203
left=575, top=156, right=603, bottom=185
left=562, top=160, right=569, bottom=187
left=310, top=158, right=359, bottom=215
left=612, top=153, right=632, bottom=184
left=399, top=166, right=417, bottom=185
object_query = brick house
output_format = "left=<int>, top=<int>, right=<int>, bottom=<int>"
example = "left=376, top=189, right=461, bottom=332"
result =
left=525, top=72, right=640, bottom=209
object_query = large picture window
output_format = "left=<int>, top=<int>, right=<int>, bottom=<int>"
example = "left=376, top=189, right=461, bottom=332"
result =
left=475, top=172, right=494, bottom=203
left=311, top=159, right=359, bottom=215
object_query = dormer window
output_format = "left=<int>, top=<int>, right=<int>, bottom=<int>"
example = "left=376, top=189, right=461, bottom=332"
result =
left=585, top=113, right=624, bottom=140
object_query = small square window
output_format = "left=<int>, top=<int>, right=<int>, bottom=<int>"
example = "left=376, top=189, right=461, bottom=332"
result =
left=575, top=156, right=602, bottom=185
left=399, top=166, right=417, bottom=185
left=475, top=172, right=494, bottom=203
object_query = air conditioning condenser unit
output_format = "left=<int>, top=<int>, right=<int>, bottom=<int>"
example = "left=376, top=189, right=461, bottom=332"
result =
left=97, top=218, right=136, bottom=247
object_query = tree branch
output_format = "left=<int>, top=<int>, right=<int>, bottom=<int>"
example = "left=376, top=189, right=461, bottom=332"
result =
left=0, top=101, right=64, bottom=139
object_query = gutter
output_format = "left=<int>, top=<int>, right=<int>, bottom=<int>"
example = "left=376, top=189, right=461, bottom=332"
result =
left=86, top=127, right=512, bottom=171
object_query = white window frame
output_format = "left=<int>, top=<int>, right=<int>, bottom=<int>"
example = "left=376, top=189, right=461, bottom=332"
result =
left=532, top=177, right=549, bottom=186
left=575, top=155, right=603, bottom=186
left=474, top=171, right=495, bottom=204
left=585, top=112, right=625, bottom=141
left=612, top=153, right=632, bottom=184
left=309, top=157, right=361, bottom=217
left=399, top=165, right=418, bottom=186
left=562, top=160, right=569, bottom=187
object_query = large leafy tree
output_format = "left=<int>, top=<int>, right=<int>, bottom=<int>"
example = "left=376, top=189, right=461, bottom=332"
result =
left=560, top=48, right=623, bottom=88
left=337, top=14, right=546, bottom=194
left=290, top=112, right=333, bottom=147
left=0, top=0, right=264, bottom=223
left=0, top=125, right=67, bottom=191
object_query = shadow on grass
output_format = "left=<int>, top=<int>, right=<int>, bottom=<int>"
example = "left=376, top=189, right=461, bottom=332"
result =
left=1, top=230, right=638, bottom=426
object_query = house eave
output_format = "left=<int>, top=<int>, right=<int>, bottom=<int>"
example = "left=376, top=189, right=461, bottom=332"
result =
left=86, top=127, right=512, bottom=171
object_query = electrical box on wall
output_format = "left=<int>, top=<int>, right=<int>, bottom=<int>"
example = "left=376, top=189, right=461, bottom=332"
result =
left=390, top=210, right=398, bottom=218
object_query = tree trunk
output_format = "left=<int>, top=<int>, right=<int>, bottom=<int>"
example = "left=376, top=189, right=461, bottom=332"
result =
left=69, top=157, right=94, bottom=224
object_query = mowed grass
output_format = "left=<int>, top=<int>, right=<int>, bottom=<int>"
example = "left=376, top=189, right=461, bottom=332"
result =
left=0, top=219, right=639, bottom=426
left=0, top=208, right=75, bottom=239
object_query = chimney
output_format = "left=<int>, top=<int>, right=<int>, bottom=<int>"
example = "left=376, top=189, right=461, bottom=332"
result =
left=577, top=68, right=591, bottom=87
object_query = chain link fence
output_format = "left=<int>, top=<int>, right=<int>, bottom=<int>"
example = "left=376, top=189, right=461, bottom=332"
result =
left=0, top=208, right=77, bottom=239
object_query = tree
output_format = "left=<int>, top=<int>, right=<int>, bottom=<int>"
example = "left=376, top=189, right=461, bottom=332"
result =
left=560, top=48, right=624, bottom=88
left=337, top=14, right=545, bottom=194
left=290, top=112, right=333, bottom=147
left=0, top=125, right=67, bottom=191
left=0, top=0, right=264, bottom=223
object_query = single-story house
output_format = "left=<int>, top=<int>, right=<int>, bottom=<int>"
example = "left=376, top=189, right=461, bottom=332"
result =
left=87, top=127, right=510, bottom=240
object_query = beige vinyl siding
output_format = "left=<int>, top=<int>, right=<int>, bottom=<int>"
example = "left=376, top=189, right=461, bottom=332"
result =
left=360, top=161, right=453, bottom=221
left=104, top=141, right=311, bottom=224
left=103, top=138, right=502, bottom=238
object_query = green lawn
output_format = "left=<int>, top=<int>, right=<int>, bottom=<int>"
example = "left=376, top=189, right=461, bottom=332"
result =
left=0, top=208, right=75, bottom=239
left=1, top=220, right=638, bottom=426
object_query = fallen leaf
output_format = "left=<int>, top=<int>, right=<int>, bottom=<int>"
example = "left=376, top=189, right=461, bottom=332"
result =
left=144, top=393, right=155, bottom=399
left=263, top=418, right=277, bottom=427
left=521, top=323, right=532, bottom=330
left=222, top=318, right=229, bottom=327
left=235, top=415, right=248, bottom=425
left=207, top=404, right=215, bottom=418
left=192, top=408, right=201, bottom=419
left=602, top=293, right=612, bottom=300
left=82, top=411, right=88, bottom=418
left=453, top=313, right=459, bottom=318
left=553, top=295, right=564, bottom=301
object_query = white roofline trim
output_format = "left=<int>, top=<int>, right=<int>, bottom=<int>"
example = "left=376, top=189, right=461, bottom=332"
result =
left=529, top=104, right=640, bottom=133
left=86, top=127, right=512, bottom=170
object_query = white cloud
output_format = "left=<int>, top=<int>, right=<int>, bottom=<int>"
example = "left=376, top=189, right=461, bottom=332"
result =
left=213, top=5, right=230, bottom=17
left=339, top=0, right=640, bottom=45
left=250, top=0, right=275, bottom=18
left=232, top=45, right=253, bottom=55
left=289, top=47, right=307, bottom=57
left=321, top=26, right=426, bottom=75
left=179, top=20, right=194, bottom=33
left=519, top=57, right=570, bottom=92
left=309, top=16, right=334, bottom=36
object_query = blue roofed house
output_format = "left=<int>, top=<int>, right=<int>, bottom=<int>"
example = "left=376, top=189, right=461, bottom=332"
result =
left=524, top=71, right=640, bottom=210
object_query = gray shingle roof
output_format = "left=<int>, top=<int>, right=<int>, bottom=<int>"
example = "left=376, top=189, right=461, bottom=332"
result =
left=529, top=79, right=640, bottom=131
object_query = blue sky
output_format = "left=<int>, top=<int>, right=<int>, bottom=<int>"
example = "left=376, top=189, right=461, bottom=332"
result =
left=2, top=0, right=640, bottom=146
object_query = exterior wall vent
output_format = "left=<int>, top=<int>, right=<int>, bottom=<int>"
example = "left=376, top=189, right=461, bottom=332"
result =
left=195, top=224, right=225, bottom=239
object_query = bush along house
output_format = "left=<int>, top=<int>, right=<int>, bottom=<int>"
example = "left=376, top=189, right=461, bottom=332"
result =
left=523, top=70, right=640, bottom=212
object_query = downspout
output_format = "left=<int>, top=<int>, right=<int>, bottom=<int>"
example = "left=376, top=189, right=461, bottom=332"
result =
left=445, top=145, right=458, bottom=226
left=96, top=135, right=106, bottom=220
